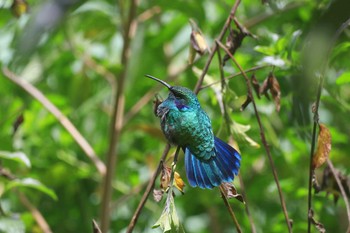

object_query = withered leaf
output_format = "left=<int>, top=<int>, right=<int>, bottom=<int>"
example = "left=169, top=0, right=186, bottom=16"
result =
left=240, top=95, right=252, bottom=111
left=259, top=76, right=270, bottom=100
left=268, top=73, right=281, bottom=112
left=317, top=165, right=350, bottom=204
left=312, top=124, right=332, bottom=169
left=160, top=165, right=171, bottom=191
left=251, top=74, right=261, bottom=99
left=153, top=189, right=164, bottom=202
left=13, top=113, right=24, bottom=134
left=188, top=19, right=208, bottom=64
left=220, top=182, right=245, bottom=204
left=11, top=0, right=29, bottom=18
left=309, top=209, right=326, bottom=233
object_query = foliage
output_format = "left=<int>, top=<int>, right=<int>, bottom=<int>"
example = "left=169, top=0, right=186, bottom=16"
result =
left=0, top=0, right=350, bottom=232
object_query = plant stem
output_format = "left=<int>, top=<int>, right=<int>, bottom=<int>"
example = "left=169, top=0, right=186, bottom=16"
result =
left=216, top=40, right=292, bottom=232
left=99, top=0, right=138, bottom=231
left=126, top=144, right=171, bottom=233
left=219, top=185, right=242, bottom=233
left=307, top=17, right=350, bottom=233
left=2, top=67, right=106, bottom=176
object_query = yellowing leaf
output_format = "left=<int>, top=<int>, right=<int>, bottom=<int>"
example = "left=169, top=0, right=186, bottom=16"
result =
left=174, top=172, right=185, bottom=194
left=312, top=124, right=332, bottom=169
left=11, top=0, right=29, bottom=18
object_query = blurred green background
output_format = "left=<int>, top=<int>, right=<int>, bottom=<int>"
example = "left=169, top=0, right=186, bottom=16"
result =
left=0, top=0, right=350, bottom=232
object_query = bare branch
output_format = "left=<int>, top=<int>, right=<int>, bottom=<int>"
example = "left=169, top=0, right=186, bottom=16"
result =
left=2, top=67, right=106, bottom=176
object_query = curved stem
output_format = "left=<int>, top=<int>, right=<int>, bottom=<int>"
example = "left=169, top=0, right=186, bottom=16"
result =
left=216, top=40, right=292, bottom=232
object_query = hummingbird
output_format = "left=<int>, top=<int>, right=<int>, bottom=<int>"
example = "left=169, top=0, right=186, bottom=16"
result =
left=146, top=75, right=241, bottom=189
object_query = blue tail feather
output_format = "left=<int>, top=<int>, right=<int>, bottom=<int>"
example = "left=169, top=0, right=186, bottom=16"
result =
left=184, top=137, right=241, bottom=189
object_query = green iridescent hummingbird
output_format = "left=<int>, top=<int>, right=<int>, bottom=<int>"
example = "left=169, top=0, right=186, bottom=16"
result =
left=146, top=75, right=241, bottom=189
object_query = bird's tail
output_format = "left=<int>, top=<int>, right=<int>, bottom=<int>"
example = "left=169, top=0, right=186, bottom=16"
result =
left=184, top=137, right=241, bottom=189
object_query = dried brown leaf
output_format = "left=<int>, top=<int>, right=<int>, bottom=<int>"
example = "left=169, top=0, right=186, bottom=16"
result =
left=13, top=113, right=24, bottom=134
left=309, top=209, right=326, bottom=233
left=240, top=95, right=252, bottom=111
left=160, top=165, right=171, bottom=191
left=268, top=73, right=281, bottom=112
left=259, top=76, right=270, bottom=100
left=312, top=124, right=332, bottom=169
left=251, top=74, right=261, bottom=99
left=221, top=182, right=245, bottom=204
left=317, top=166, right=350, bottom=204
left=153, top=94, right=163, bottom=116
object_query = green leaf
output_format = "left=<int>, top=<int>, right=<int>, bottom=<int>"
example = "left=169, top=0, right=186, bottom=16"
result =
left=153, top=195, right=185, bottom=233
left=5, top=178, right=57, bottom=200
left=0, top=151, right=31, bottom=168
left=0, top=217, right=25, bottom=233
left=336, top=71, right=350, bottom=85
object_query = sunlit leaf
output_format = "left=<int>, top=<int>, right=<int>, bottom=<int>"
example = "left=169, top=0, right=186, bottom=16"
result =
left=174, top=172, right=185, bottom=194
left=5, top=178, right=57, bottom=200
left=231, top=122, right=260, bottom=148
left=0, top=151, right=31, bottom=168
left=336, top=71, right=350, bottom=85
left=312, top=124, right=331, bottom=169
left=0, top=216, right=25, bottom=233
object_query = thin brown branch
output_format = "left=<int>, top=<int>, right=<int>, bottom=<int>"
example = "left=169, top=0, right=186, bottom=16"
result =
left=216, top=40, right=292, bottom=232
left=194, top=0, right=241, bottom=94
left=200, top=65, right=270, bottom=90
left=219, top=185, right=242, bottom=233
left=18, top=191, right=53, bottom=233
left=238, top=174, right=257, bottom=233
left=326, top=159, right=350, bottom=231
left=126, top=144, right=171, bottom=233
left=99, top=0, right=139, bottom=232
left=92, top=219, right=102, bottom=233
left=2, top=67, right=106, bottom=176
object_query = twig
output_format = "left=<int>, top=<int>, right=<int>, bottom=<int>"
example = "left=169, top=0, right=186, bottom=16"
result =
left=200, top=65, right=270, bottom=90
left=194, top=0, right=241, bottom=94
left=239, top=174, right=257, bottom=233
left=18, top=191, right=53, bottom=233
left=219, top=185, right=242, bottom=233
left=2, top=67, right=106, bottom=176
left=92, top=219, right=102, bottom=233
left=217, top=42, right=256, bottom=233
left=326, top=159, right=350, bottom=232
left=216, top=40, right=292, bottom=232
left=307, top=17, right=350, bottom=233
left=99, top=0, right=139, bottom=232
left=126, top=144, right=171, bottom=233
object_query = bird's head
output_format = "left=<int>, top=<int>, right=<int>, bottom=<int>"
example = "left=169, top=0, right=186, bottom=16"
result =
left=145, top=75, right=200, bottom=110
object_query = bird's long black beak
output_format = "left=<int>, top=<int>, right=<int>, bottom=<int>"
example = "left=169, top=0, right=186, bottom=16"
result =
left=145, top=75, right=172, bottom=89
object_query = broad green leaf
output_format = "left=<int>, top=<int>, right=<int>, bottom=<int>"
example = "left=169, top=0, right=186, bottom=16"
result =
left=5, top=178, right=57, bottom=200
left=153, top=195, right=184, bottom=233
left=0, top=151, right=31, bottom=168
left=231, top=122, right=260, bottom=148
left=336, top=71, right=350, bottom=85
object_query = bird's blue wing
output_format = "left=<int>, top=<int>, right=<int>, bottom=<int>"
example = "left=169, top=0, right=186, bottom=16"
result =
left=184, top=137, right=241, bottom=189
